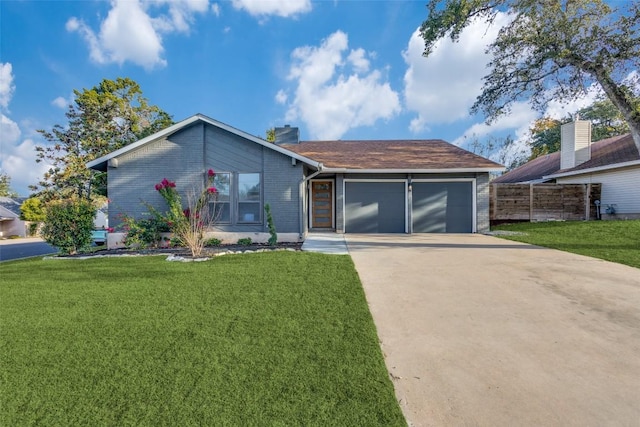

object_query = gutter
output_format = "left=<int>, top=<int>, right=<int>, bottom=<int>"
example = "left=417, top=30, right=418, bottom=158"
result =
left=544, top=159, right=640, bottom=179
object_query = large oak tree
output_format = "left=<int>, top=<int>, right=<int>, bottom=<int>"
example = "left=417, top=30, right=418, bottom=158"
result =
left=33, top=77, right=173, bottom=201
left=420, top=0, right=640, bottom=149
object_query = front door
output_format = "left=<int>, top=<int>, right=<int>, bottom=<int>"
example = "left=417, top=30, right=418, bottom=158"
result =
left=311, top=180, right=333, bottom=229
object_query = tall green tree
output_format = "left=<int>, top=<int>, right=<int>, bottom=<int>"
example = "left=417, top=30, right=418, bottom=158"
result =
left=33, top=77, right=173, bottom=201
left=0, top=172, right=18, bottom=198
left=528, top=98, right=630, bottom=159
left=420, top=0, right=640, bottom=149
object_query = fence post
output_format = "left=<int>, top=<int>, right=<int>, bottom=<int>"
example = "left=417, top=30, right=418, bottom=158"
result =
left=529, top=183, right=534, bottom=221
left=585, top=183, right=591, bottom=220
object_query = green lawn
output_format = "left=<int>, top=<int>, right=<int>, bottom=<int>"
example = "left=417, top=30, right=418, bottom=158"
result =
left=0, top=253, right=405, bottom=426
left=492, top=220, right=640, bottom=269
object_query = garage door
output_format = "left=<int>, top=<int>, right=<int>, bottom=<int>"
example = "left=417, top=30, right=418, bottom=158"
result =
left=412, top=182, right=473, bottom=233
left=345, top=182, right=406, bottom=233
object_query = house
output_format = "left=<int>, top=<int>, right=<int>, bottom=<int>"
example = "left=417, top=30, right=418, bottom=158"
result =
left=493, top=119, right=640, bottom=218
left=87, top=114, right=503, bottom=248
left=0, top=197, right=27, bottom=238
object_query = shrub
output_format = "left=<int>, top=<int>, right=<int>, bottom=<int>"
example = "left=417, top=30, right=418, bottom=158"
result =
left=154, top=170, right=220, bottom=257
left=204, top=237, right=222, bottom=247
left=264, top=203, right=277, bottom=246
left=237, top=237, right=252, bottom=246
left=41, top=198, right=96, bottom=255
left=121, top=215, right=169, bottom=249
left=20, top=197, right=45, bottom=222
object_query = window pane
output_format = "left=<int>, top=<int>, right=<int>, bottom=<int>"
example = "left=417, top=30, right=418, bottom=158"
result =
left=213, top=173, right=230, bottom=202
left=239, top=202, right=261, bottom=222
left=211, top=202, right=230, bottom=223
left=239, top=173, right=260, bottom=202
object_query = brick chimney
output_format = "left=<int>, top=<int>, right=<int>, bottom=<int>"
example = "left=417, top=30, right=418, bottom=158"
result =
left=560, top=117, right=592, bottom=169
left=274, top=125, right=299, bottom=145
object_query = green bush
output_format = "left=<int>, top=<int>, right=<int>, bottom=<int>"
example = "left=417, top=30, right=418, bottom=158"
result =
left=121, top=215, right=169, bottom=249
left=264, top=203, right=277, bottom=246
left=28, top=222, right=40, bottom=236
left=20, top=197, right=45, bottom=222
left=237, top=237, right=252, bottom=246
left=204, top=237, right=222, bottom=247
left=41, top=199, right=96, bottom=255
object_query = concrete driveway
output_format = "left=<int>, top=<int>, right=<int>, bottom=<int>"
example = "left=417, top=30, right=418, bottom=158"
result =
left=346, top=234, right=640, bottom=427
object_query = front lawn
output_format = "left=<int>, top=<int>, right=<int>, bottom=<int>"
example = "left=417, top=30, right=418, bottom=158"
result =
left=492, top=220, right=640, bottom=269
left=0, top=253, right=405, bottom=426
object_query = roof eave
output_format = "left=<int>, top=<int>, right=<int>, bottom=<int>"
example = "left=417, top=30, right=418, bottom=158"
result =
left=544, top=159, right=640, bottom=179
left=320, top=167, right=505, bottom=174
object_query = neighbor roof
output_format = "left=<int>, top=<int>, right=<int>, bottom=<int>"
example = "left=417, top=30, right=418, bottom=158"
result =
left=284, top=139, right=504, bottom=172
left=494, top=133, right=639, bottom=183
left=0, top=197, right=24, bottom=219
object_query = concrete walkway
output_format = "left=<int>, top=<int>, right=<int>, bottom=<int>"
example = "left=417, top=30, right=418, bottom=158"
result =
left=301, top=233, right=349, bottom=255
left=345, top=233, right=640, bottom=427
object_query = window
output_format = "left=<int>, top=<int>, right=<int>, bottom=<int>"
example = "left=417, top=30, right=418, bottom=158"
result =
left=211, top=173, right=231, bottom=223
left=238, top=173, right=261, bottom=223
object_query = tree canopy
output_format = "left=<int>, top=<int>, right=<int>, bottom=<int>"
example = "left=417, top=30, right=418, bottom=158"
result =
left=420, top=0, right=640, bottom=148
left=33, top=77, right=173, bottom=201
left=0, top=173, right=18, bottom=198
left=528, top=98, right=630, bottom=159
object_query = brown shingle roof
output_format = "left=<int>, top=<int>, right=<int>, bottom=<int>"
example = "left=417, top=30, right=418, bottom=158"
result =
left=492, top=152, right=560, bottom=183
left=493, top=133, right=639, bottom=183
left=282, top=139, right=503, bottom=170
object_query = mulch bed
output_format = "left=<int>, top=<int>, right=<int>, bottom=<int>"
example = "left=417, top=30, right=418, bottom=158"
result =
left=58, top=242, right=303, bottom=258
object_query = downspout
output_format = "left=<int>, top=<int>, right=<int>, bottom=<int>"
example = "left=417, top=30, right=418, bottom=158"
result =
left=299, top=163, right=324, bottom=239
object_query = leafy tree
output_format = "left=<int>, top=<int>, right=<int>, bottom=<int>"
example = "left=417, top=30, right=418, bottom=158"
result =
left=266, top=128, right=275, bottom=142
left=529, top=98, right=630, bottom=159
left=41, top=198, right=97, bottom=255
left=420, top=0, right=640, bottom=148
left=33, top=77, right=173, bottom=201
left=0, top=173, right=18, bottom=198
left=20, top=197, right=46, bottom=222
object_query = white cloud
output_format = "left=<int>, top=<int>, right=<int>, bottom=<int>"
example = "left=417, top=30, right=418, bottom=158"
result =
left=211, top=2, right=220, bottom=17
left=1, top=138, right=50, bottom=195
left=1, top=113, right=21, bottom=144
left=0, top=62, right=15, bottom=110
left=0, top=64, right=49, bottom=195
left=347, top=48, right=370, bottom=73
left=282, top=31, right=400, bottom=139
left=67, top=0, right=210, bottom=70
left=403, top=13, right=510, bottom=133
left=231, top=0, right=311, bottom=17
left=51, top=96, right=69, bottom=109
left=275, top=89, right=287, bottom=104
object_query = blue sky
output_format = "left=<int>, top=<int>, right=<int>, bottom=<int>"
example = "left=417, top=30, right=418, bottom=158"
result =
left=1, top=0, right=604, bottom=195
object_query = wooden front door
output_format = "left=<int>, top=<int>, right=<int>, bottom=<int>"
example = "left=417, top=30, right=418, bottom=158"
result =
left=311, top=181, right=333, bottom=229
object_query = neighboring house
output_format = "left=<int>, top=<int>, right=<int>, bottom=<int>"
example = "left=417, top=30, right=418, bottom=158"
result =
left=87, top=114, right=503, bottom=247
left=493, top=120, right=640, bottom=219
left=0, top=197, right=27, bottom=238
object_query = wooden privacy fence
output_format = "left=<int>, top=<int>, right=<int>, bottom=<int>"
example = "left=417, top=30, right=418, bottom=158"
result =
left=490, top=183, right=602, bottom=222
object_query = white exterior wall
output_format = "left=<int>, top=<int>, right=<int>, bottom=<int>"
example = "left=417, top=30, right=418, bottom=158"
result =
left=556, top=165, right=640, bottom=216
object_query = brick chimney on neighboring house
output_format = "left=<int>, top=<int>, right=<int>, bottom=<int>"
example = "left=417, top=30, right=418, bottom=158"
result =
left=560, top=116, right=592, bottom=169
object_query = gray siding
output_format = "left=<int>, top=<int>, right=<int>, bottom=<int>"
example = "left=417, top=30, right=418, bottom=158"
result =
left=108, top=123, right=205, bottom=227
left=263, top=149, right=304, bottom=234
left=476, top=173, right=490, bottom=233
left=108, top=122, right=303, bottom=234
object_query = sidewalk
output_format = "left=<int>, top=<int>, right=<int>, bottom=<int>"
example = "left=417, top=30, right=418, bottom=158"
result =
left=301, top=233, right=349, bottom=255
